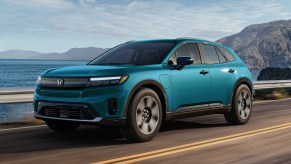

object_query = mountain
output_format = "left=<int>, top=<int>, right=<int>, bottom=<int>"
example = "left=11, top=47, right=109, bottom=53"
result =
left=217, top=20, right=291, bottom=69
left=0, top=50, right=44, bottom=59
left=28, top=47, right=109, bottom=60
left=0, top=47, right=109, bottom=60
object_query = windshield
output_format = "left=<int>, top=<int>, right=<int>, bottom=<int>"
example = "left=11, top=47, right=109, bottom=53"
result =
left=88, top=41, right=175, bottom=65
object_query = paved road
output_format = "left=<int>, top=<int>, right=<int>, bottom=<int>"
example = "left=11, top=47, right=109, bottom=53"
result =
left=0, top=99, right=291, bottom=164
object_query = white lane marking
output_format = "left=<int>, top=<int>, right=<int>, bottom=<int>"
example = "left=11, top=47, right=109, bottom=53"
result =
left=0, top=125, right=46, bottom=132
left=254, top=98, right=291, bottom=105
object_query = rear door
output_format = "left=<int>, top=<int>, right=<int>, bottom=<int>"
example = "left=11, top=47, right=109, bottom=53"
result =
left=200, top=43, right=237, bottom=106
left=170, top=43, right=210, bottom=112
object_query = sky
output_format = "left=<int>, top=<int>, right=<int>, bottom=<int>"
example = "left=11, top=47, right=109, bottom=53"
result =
left=0, top=0, right=291, bottom=53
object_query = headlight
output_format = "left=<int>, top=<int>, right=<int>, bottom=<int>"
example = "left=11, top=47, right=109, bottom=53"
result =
left=36, top=76, right=41, bottom=86
left=89, top=75, right=128, bottom=86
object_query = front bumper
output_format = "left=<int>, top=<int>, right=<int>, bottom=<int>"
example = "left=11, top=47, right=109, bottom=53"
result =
left=34, top=101, right=127, bottom=127
left=34, top=85, right=130, bottom=118
left=34, top=113, right=126, bottom=126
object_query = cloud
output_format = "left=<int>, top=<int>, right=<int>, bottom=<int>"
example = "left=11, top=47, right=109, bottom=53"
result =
left=2, top=0, right=74, bottom=9
left=79, top=0, right=96, bottom=5
left=0, top=0, right=291, bottom=50
left=127, top=1, right=151, bottom=10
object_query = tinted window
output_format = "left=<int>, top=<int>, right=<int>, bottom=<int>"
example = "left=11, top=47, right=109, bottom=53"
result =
left=202, top=44, right=219, bottom=64
left=169, top=43, right=202, bottom=65
left=89, top=42, right=175, bottom=65
left=218, top=47, right=235, bottom=61
left=215, top=47, right=227, bottom=63
left=100, top=49, right=135, bottom=64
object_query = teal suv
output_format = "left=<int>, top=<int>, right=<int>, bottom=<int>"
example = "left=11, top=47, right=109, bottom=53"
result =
left=34, top=38, right=253, bottom=142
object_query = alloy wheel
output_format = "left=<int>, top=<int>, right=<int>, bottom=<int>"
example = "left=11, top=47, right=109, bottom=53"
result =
left=136, top=96, right=160, bottom=135
left=237, top=90, right=251, bottom=119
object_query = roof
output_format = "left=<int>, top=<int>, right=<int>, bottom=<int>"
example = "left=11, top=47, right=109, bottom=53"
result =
left=127, top=38, right=215, bottom=44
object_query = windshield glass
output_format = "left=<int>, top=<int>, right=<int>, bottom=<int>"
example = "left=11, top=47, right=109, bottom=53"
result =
left=88, top=41, right=175, bottom=65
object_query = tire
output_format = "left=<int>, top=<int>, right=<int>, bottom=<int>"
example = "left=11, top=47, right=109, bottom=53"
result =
left=120, top=88, right=163, bottom=142
left=224, top=84, right=252, bottom=125
left=45, top=120, right=80, bottom=132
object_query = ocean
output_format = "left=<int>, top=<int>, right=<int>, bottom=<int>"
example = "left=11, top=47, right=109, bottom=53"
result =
left=0, top=59, right=260, bottom=123
left=0, top=59, right=88, bottom=123
left=0, top=59, right=88, bottom=87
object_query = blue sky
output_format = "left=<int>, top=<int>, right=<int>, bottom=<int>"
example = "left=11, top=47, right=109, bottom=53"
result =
left=0, top=0, right=290, bottom=52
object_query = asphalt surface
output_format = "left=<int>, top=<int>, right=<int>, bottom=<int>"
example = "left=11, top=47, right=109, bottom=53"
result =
left=0, top=99, right=291, bottom=164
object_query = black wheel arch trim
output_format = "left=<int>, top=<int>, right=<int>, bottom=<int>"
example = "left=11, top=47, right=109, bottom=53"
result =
left=230, top=78, right=253, bottom=106
left=123, top=80, right=168, bottom=119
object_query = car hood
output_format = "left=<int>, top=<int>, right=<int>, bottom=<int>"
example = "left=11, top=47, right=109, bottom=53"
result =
left=41, top=65, right=128, bottom=77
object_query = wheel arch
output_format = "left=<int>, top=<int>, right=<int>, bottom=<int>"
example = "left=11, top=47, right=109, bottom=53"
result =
left=230, top=78, right=253, bottom=105
left=124, top=80, right=168, bottom=121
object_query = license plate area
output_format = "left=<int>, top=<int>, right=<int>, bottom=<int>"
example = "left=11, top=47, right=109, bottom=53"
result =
left=59, top=110, right=69, bottom=118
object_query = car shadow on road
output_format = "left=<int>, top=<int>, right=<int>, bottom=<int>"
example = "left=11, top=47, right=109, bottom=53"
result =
left=160, top=120, right=229, bottom=132
left=0, top=126, right=127, bottom=154
left=0, top=115, right=229, bottom=155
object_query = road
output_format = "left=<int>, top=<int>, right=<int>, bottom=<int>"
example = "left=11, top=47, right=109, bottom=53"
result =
left=0, top=99, right=291, bottom=164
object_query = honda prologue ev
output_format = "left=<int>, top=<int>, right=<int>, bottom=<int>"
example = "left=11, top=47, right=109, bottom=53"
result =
left=34, top=38, right=253, bottom=142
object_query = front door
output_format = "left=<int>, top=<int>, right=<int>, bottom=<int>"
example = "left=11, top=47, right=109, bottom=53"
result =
left=169, top=43, right=210, bottom=112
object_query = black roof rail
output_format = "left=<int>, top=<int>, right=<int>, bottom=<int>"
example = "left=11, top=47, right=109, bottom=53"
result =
left=125, top=40, right=136, bottom=43
left=176, top=37, right=210, bottom=42
left=176, top=37, right=198, bottom=40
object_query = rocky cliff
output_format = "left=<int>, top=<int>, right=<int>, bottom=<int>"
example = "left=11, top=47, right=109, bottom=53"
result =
left=217, top=20, right=291, bottom=69
left=257, top=67, right=291, bottom=80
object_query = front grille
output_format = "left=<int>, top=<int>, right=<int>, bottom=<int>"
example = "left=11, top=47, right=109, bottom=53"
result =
left=41, top=77, right=89, bottom=88
left=38, top=102, right=96, bottom=120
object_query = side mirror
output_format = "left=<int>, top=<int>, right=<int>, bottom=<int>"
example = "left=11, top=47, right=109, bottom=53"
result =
left=176, top=56, right=193, bottom=70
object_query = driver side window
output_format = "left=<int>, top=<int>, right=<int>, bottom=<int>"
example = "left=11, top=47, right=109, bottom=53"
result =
left=169, top=43, right=202, bottom=65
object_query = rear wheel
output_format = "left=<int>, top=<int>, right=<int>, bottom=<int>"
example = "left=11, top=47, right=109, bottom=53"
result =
left=120, top=88, right=162, bottom=142
left=224, top=84, right=252, bottom=125
left=45, top=120, right=80, bottom=132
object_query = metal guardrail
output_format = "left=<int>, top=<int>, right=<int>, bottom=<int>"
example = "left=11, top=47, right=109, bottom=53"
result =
left=0, top=88, right=34, bottom=104
left=0, top=80, right=291, bottom=104
left=253, top=80, right=291, bottom=90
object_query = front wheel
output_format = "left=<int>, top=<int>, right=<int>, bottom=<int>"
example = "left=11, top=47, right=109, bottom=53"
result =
left=120, top=88, right=162, bottom=142
left=45, top=120, right=80, bottom=132
left=224, top=84, right=252, bottom=125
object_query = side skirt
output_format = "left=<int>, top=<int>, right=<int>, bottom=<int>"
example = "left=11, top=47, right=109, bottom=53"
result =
left=166, top=103, right=231, bottom=120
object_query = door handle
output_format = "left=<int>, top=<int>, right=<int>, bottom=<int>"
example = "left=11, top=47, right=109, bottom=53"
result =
left=228, top=69, right=235, bottom=73
left=200, top=70, right=209, bottom=75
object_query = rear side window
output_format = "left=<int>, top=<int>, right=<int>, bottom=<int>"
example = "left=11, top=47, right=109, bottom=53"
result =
left=218, top=47, right=235, bottom=61
left=201, top=44, right=219, bottom=64
left=215, top=47, right=227, bottom=63
left=170, top=43, right=202, bottom=65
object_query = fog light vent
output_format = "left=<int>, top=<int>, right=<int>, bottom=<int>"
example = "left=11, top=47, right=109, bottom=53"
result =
left=108, top=98, right=117, bottom=115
